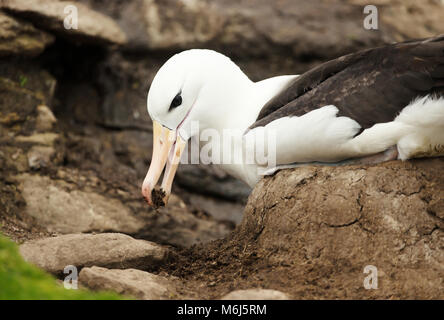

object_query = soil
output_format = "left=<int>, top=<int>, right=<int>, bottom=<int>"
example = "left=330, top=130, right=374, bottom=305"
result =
left=152, top=188, right=167, bottom=209
left=0, top=176, right=54, bottom=243
left=160, top=234, right=265, bottom=299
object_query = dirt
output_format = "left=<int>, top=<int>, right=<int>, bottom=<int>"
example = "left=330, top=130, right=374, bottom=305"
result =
left=160, top=234, right=263, bottom=299
left=152, top=188, right=167, bottom=209
left=0, top=211, right=53, bottom=243
left=0, top=168, right=54, bottom=243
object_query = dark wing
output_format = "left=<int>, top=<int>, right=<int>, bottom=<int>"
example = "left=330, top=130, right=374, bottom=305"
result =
left=250, top=35, right=444, bottom=130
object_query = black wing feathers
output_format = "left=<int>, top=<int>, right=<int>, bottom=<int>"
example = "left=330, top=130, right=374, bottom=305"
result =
left=251, top=35, right=444, bottom=130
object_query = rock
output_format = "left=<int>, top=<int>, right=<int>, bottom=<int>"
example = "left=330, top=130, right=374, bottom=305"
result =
left=12, top=171, right=230, bottom=247
left=96, top=52, right=160, bottom=130
left=78, top=0, right=444, bottom=59
left=52, top=129, right=236, bottom=247
left=27, top=145, right=55, bottom=169
left=80, top=266, right=176, bottom=299
left=0, top=59, right=57, bottom=183
left=0, top=11, right=54, bottom=57
left=237, top=158, right=444, bottom=299
left=0, top=63, right=56, bottom=129
left=12, top=133, right=64, bottom=170
left=136, top=198, right=232, bottom=248
left=138, top=0, right=222, bottom=51
left=19, top=233, right=169, bottom=275
left=176, top=164, right=251, bottom=203
left=2, top=0, right=127, bottom=46
left=111, top=129, right=154, bottom=177
left=0, top=146, right=28, bottom=172
left=77, top=0, right=220, bottom=51
left=15, top=133, right=59, bottom=146
left=0, top=63, right=60, bottom=174
left=0, top=59, right=57, bottom=102
left=221, top=289, right=290, bottom=300
left=0, top=63, right=57, bottom=106
left=58, top=84, right=101, bottom=125
left=14, top=174, right=144, bottom=234
left=35, top=105, right=57, bottom=132
left=185, top=193, right=244, bottom=225
left=350, top=0, right=444, bottom=41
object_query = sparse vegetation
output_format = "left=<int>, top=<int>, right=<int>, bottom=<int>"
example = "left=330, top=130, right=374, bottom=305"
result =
left=18, top=75, right=27, bottom=87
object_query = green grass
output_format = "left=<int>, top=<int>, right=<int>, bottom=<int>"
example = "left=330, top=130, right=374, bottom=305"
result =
left=0, top=233, right=125, bottom=300
left=18, top=75, right=28, bottom=87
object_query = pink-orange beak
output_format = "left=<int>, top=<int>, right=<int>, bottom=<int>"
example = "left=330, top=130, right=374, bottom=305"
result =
left=141, top=120, right=187, bottom=207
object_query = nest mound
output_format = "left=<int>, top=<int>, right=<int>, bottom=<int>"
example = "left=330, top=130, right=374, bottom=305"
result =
left=168, top=158, right=444, bottom=299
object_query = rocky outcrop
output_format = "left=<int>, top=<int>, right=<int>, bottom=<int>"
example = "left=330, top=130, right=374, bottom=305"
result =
left=1, top=0, right=127, bottom=46
left=0, top=12, right=54, bottom=57
left=0, top=61, right=61, bottom=179
left=79, top=0, right=444, bottom=57
left=0, top=62, right=56, bottom=129
left=19, top=233, right=169, bottom=275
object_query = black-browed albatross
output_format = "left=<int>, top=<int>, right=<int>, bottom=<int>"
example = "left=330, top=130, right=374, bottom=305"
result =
left=142, top=35, right=444, bottom=207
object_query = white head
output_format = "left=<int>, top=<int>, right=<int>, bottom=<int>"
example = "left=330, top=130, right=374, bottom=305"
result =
left=142, top=49, right=252, bottom=206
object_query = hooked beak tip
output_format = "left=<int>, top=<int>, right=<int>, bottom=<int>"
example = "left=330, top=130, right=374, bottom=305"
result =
left=141, top=186, right=153, bottom=205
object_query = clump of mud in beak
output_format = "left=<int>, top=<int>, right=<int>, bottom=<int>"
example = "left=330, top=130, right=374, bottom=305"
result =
left=151, top=188, right=167, bottom=208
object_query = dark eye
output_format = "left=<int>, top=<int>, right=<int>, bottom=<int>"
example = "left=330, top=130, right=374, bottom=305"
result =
left=169, top=93, right=182, bottom=110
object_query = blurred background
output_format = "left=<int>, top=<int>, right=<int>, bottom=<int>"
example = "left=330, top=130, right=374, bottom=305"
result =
left=1, top=0, right=443, bottom=248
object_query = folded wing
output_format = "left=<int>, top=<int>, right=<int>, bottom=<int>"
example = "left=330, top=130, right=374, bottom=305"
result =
left=251, top=35, right=444, bottom=131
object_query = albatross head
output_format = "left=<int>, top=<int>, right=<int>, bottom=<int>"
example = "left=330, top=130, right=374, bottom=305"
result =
left=141, top=49, right=251, bottom=206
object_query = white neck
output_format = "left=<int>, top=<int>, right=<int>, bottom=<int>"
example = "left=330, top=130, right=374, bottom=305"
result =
left=203, top=74, right=297, bottom=186
left=207, top=74, right=298, bottom=133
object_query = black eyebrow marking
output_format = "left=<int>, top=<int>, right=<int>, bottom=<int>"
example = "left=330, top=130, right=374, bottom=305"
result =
left=169, top=91, right=182, bottom=111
